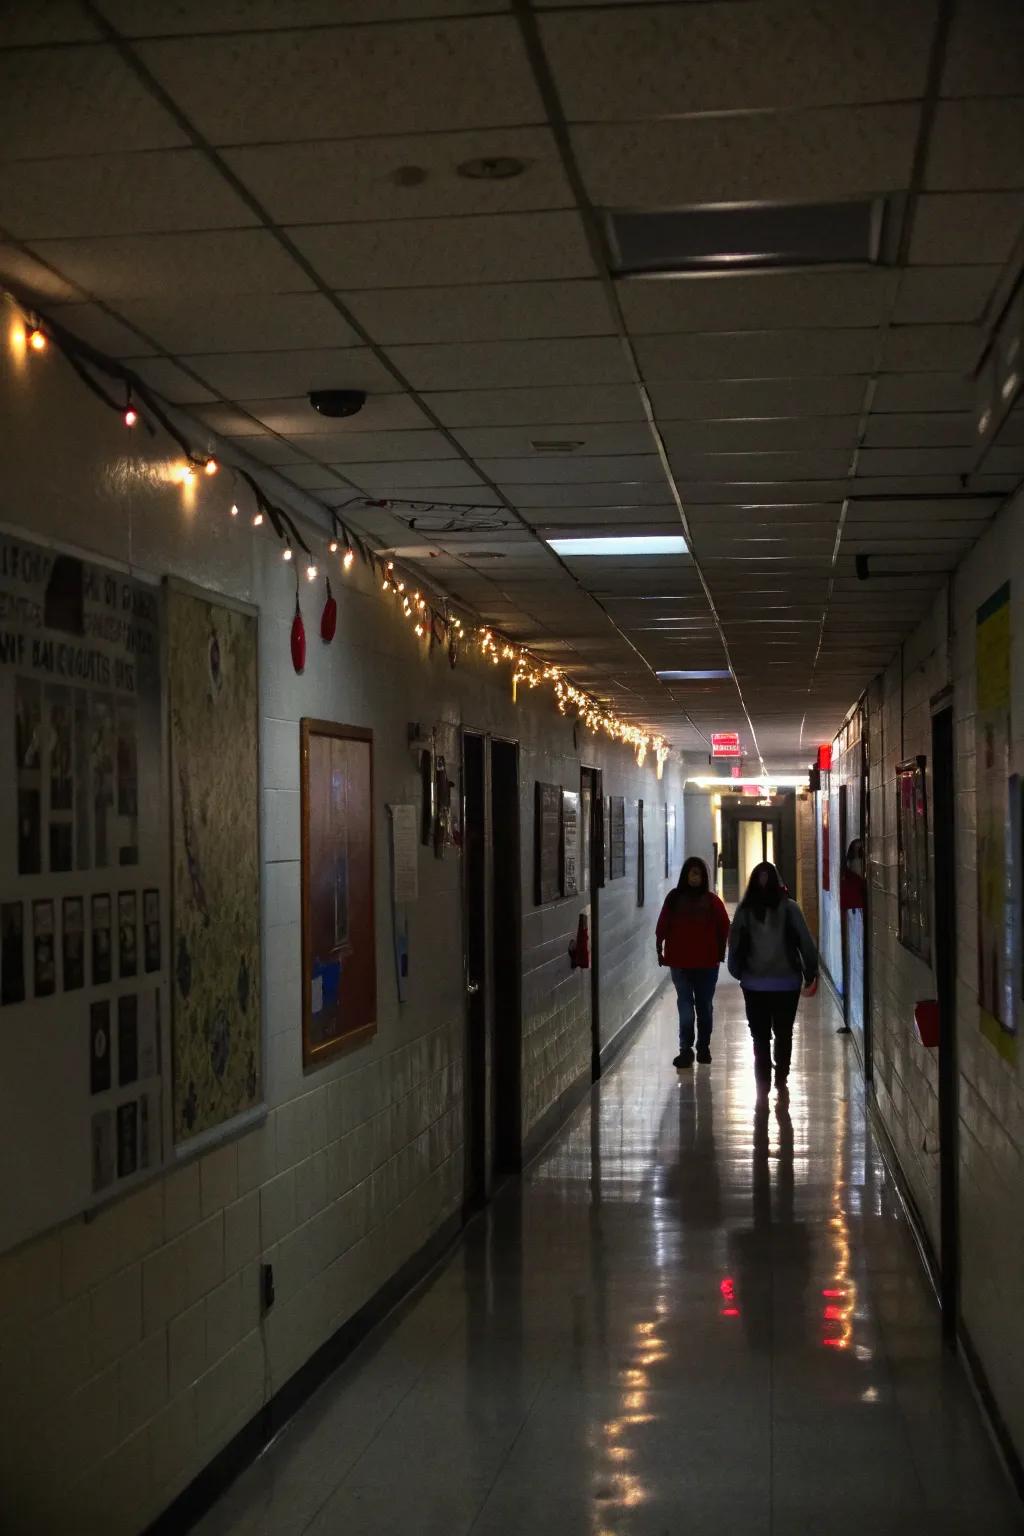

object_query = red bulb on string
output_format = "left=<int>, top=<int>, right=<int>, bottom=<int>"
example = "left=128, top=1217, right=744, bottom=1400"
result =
left=291, top=594, right=306, bottom=674
left=320, top=578, right=337, bottom=643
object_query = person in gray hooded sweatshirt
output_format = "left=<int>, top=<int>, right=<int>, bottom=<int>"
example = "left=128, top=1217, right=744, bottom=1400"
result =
left=727, top=861, right=818, bottom=1095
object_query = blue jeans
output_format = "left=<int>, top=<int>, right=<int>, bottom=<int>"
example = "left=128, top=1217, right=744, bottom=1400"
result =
left=670, top=967, right=719, bottom=1052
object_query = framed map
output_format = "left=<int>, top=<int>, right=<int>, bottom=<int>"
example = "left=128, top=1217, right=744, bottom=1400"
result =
left=166, top=581, right=262, bottom=1146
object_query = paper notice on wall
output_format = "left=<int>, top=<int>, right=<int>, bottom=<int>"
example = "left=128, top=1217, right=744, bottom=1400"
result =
left=389, top=804, right=419, bottom=904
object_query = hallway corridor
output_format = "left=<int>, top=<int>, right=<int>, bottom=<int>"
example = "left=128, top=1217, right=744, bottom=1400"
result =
left=193, top=980, right=1021, bottom=1536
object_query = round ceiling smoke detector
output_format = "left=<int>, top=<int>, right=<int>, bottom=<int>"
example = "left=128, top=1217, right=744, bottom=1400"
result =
left=456, top=156, right=527, bottom=181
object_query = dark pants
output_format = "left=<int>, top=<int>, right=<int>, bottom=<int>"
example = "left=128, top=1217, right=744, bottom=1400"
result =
left=670, top=967, right=719, bottom=1052
left=742, top=988, right=801, bottom=1084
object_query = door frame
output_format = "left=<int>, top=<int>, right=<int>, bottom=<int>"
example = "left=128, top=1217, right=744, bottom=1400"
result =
left=581, top=766, right=603, bottom=1080
left=931, top=696, right=958, bottom=1343
left=490, top=735, right=522, bottom=1175
left=460, top=729, right=489, bottom=1211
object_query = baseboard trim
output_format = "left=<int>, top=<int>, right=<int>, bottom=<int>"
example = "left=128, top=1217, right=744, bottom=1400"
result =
left=959, top=1322, right=1024, bottom=1504
left=864, top=1082, right=943, bottom=1306
left=520, top=978, right=669, bottom=1171
left=144, top=1208, right=463, bottom=1536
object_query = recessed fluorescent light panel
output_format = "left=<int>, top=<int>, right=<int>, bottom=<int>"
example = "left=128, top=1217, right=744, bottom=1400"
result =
left=657, top=670, right=732, bottom=681
left=606, top=198, right=888, bottom=276
left=547, top=535, right=688, bottom=556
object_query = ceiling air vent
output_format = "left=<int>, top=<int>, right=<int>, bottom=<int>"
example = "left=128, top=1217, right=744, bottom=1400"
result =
left=530, top=439, right=585, bottom=453
left=605, top=199, right=888, bottom=276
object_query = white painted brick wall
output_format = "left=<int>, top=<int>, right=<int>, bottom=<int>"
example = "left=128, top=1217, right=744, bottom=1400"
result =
left=0, top=294, right=687, bottom=1534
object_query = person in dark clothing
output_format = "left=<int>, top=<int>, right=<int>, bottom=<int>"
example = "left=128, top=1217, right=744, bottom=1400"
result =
left=727, top=862, right=818, bottom=1096
left=656, top=856, right=730, bottom=1070
left=840, top=838, right=866, bottom=915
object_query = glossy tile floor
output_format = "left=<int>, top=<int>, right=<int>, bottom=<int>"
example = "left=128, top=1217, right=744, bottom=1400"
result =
left=195, top=979, right=1023, bottom=1536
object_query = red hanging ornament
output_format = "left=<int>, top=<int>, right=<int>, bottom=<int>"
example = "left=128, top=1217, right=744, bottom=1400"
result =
left=320, top=578, right=337, bottom=643
left=291, top=593, right=306, bottom=674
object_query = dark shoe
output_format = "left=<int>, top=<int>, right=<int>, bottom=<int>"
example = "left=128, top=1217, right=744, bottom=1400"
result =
left=696, top=1046, right=712, bottom=1064
left=673, top=1049, right=694, bottom=1069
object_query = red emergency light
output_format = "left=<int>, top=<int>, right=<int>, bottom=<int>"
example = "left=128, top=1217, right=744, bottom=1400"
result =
left=817, top=744, right=833, bottom=772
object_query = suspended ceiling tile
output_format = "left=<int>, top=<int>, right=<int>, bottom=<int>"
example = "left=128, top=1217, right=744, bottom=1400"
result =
left=855, top=446, right=975, bottom=476
left=177, top=347, right=399, bottom=399
left=222, top=127, right=569, bottom=224
left=871, top=372, right=974, bottom=412
left=103, top=0, right=509, bottom=35
left=50, top=303, right=149, bottom=356
left=0, top=150, right=256, bottom=241
left=504, top=482, right=674, bottom=508
left=280, top=463, right=355, bottom=491
left=985, top=445, right=1024, bottom=475
left=339, top=460, right=486, bottom=489
left=893, top=266, right=1001, bottom=325
left=343, top=281, right=614, bottom=345
left=0, top=2, right=99, bottom=43
left=227, top=435, right=309, bottom=467
left=619, top=270, right=897, bottom=335
left=424, top=384, right=645, bottom=428
left=127, top=357, right=217, bottom=404
left=675, top=480, right=849, bottom=504
left=941, top=0, right=1024, bottom=97
left=290, top=212, right=595, bottom=289
left=387, top=337, right=632, bottom=392
left=880, top=324, right=979, bottom=373
left=925, top=99, right=1024, bottom=190
left=908, top=193, right=1024, bottom=265
left=672, top=449, right=852, bottom=481
left=637, top=330, right=880, bottom=382
left=26, top=230, right=312, bottom=301
left=517, top=504, right=678, bottom=526
left=0, top=45, right=187, bottom=160
left=850, top=475, right=970, bottom=496
left=663, top=418, right=860, bottom=453
left=245, top=395, right=432, bottom=434
left=452, top=422, right=653, bottom=457
left=113, top=294, right=359, bottom=355
left=326, top=483, right=502, bottom=506
left=572, top=106, right=919, bottom=207
left=136, top=18, right=541, bottom=143
left=0, top=242, right=83, bottom=303
left=648, top=376, right=869, bottom=420
left=478, top=454, right=664, bottom=485
left=845, top=494, right=997, bottom=520
left=284, top=429, right=458, bottom=463
left=862, top=412, right=975, bottom=448
left=191, top=403, right=268, bottom=436
left=542, top=0, right=932, bottom=119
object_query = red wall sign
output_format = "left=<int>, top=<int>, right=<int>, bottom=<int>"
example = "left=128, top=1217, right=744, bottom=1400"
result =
left=818, top=743, right=833, bottom=772
left=711, top=733, right=742, bottom=759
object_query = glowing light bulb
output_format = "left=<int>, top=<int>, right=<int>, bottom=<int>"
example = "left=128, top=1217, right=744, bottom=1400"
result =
left=306, top=562, right=317, bottom=581
left=414, top=623, right=424, bottom=637
left=28, top=327, right=46, bottom=352
left=204, top=457, right=218, bottom=476
left=252, top=511, right=264, bottom=527
left=230, top=503, right=239, bottom=517
left=329, top=539, right=339, bottom=554
left=343, top=548, right=354, bottom=570
left=387, top=561, right=394, bottom=572
left=382, top=578, right=391, bottom=592
left=123, top=406, right=138, bottom=428
left=177, top=462, right=195, bottom=484
left=282, top=546, right=293, bottom=562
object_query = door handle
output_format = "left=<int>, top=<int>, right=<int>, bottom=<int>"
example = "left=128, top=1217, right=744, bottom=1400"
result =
left=466, top=980, right=480, bottom=996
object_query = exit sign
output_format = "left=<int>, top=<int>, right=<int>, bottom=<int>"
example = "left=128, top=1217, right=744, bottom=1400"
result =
left=711, top=732, right=742, bottom=758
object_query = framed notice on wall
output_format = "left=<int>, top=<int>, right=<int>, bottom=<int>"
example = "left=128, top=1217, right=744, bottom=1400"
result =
left=609, top=796, right=626, bottom=880
left=562, top=790, right=580, bottom=897
left=535, top=782, right=561, bottom=905
left=976, top=582, right=1017, bottom=1059
left=896, top=756, right=930, bottom=963
left=301, top=720, right=376, bottom=1066
left=637, top=799, right=646, bottom=907
left=0, top=532, right=167, bottom=1254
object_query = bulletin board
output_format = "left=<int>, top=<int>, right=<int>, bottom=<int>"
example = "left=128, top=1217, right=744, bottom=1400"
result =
left=0, top=532, right=168, bottom=1254
left=167, top=582, right=262, bottom=1147
left=609, top=796, right=626, bottom=879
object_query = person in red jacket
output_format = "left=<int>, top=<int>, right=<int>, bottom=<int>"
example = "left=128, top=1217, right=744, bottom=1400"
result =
left=656, top=857, right=731, bottom=1069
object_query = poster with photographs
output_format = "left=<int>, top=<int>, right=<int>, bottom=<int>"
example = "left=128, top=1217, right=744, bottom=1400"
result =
left=0, top=531, right=166, bottom=1254
left=167, top=582, right=262, bottom=1146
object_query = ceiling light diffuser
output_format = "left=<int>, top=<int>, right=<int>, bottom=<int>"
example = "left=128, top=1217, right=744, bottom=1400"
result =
left=657, top=670, right=732, bottom=681
left=547, top=536, right=687, bottom=557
